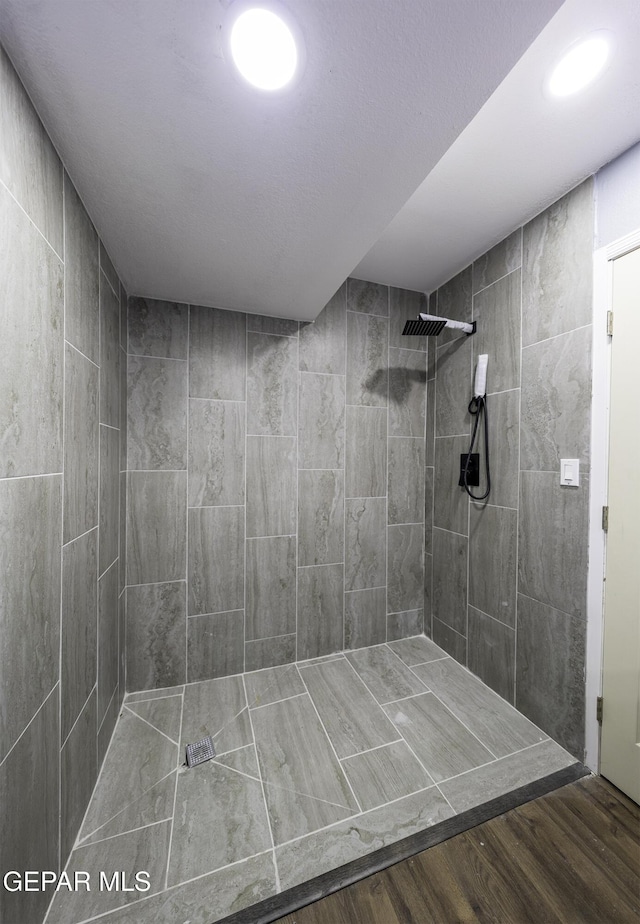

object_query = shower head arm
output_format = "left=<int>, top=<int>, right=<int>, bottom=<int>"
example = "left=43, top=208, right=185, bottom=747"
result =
left=419, top=313, right=475, bottom=336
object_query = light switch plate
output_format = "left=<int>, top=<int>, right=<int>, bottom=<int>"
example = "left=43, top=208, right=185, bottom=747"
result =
left=560, top=458, right=580, bottom=486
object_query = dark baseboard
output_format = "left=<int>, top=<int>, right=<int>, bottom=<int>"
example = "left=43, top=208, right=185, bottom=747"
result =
left=217, top=762, right=591, bottom=924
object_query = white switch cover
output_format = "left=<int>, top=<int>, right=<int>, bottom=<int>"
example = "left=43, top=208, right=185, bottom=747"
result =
left=560, top=458, right=580, bottom=486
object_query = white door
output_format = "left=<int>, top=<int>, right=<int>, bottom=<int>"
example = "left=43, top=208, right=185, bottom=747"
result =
left=600, top=246, right=640, bottom=804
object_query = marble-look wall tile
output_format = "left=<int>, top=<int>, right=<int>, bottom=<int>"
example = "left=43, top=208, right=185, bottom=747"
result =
left=189, top=306, right=246, bottom=400
left=127, top=356, right=187, bottom=470
left=64, top=175, right=99, bottom=363
left=344, top=587, right=387, bottom=649
left=424, top=466, right=433, bottom=555
left=0, top=688, right=59, bottom=924
left=432, top=527, right=467, bottom=636
left=100, top=242, right=119, bottom=299
left=247, top=332, right=297, bottom=435
left=473, top=228, right=522, bottom=294
left=63, top=343, right=99, bottom=543
left=435, top=339, right=472, bottom=437
left=118, top=470, right=127, bottom=596
left=246, top=536, right=296, bottom=640
left=128, top=297, right=188, bottom=358
left=347, top=278, right=389, bottom=316
left=126, top=581, right=187, bottom=691
left=521, top=326, right=592, bottom=473
left=188, top=399, right=245, bottom=507
left=387, top=524, right=424, bottom=614
left=522, top=179, right=594, bottom=346
left=346, top=312, right=388, bottom=407
left=189, top=506, right=244, bottom=616
left=433, top=617, right=467, bottom=664
left=468, top=606, right=515, bottom=703
left=298, top=470, right=344, bottom=566
left=484, top=388, right=520, bottom=509
left=1, top=184, right=64, bottom=478
left=433, top=435, right=470, bottom=535
left=97, top=683, right=120, bottom=768
left=119, top=282, right=128, bottom=351
left=388, top=348, right=427, bottom=437
left=516, top=594, right=586, bottom=759
left=100, top=275, right=121, bottom=428
left=119, top=343, right=127, bottom=473
left=469, top=504, right=517, bottom=627
left=99, top=423, right=120, bottom=575
left=345, top=405, right=387, bottom=497
left=298, top=373, right=345, bottom=470
left=98, top=562, right=119, bottom=725
left=246, top=436, right=296, bottom=537
left=127, top=471, right=186, bottom=585
left=388, top=438, right=425, bottom=525
left=473, top=269, right=521, bottom=395
left=61, top=528, right=98, bottom=740
left=245, top=634, right=296, bottom=672
left=61, top=690, right=97, bottom=863
left=247, top=314, right=299, bottom=337
left=345, top=497, right=386, bottom=591
left=518, top=472, right=588, bottom=618
left=436, top=265, right=472, bottom=346
left=387, top=608, right=424, bottom=641
left=424, top=552, right=433, bottom=636
left=389, top=287, right=427, bottom=351
left=187, top=610, right=244, bottom=682
left=297, top=564, right=344, bottom=660
left=0, top=475, right=61, bottom=762
left=0, top=46, right=63, bottom=255
left=299, top=283, right=346, bottom=375
left=425, top=381, right=435, bottom=466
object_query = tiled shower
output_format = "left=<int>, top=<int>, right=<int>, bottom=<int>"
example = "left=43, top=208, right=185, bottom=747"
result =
left=2, top=41, right=594, bottom=924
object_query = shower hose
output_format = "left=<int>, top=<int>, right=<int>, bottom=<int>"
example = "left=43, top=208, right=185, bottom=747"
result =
left=462, top=394, right=491, bottom=500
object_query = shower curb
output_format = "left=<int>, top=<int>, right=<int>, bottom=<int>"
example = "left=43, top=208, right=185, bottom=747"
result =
left=217, top=761, right=591, bottom=924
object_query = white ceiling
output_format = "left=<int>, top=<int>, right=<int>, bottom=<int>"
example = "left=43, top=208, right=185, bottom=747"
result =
left=1, top=1, right=638, bottom=320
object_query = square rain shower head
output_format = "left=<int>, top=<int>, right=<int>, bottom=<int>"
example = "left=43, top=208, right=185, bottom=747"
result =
left=402, top=317, right=447, bottom=337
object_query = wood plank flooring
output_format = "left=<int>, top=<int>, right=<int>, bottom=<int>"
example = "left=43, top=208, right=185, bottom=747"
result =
left=275, top=776, right=640, bottom=924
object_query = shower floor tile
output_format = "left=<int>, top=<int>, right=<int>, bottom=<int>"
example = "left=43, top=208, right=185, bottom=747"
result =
left=46, top=637, right=581, bottom=924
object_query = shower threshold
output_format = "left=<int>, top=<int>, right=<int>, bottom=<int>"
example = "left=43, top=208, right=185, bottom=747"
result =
left=45, top=636, right=586, bottom=924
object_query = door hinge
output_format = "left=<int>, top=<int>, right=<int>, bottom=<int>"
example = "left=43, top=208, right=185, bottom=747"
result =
left=606, top=310, right=614, bottom=336
left=602, top=506, right=609, bottom=531
left=596, top=696, right=603, bottom=724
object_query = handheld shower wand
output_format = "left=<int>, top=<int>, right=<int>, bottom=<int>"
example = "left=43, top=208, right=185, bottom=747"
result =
left=462, top=354, right=490, bottom=500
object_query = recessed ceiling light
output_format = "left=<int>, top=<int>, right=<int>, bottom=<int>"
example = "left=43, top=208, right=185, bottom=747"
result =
left=228, top=6, right=300, bottom=91
left=547, top=32, right=611, bottom=98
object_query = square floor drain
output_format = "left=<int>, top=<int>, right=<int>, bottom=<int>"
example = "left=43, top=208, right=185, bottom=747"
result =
left=185, top=736, right=216, bottom=768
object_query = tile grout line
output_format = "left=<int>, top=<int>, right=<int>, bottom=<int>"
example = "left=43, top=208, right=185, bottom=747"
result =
left=402, top=662, right=499, bottom=761
left=76, top=767, right=178, bottom=846
left=295, top=668, right=363, bottom=815
left=73, top=816, right=172, bottom=852
left=122, top=705, right=180, bottom=746
left=56, top=180, right=68, bottom=880
left=164, top=686, right=185, bottom=890
left=241, top=675, right=280, bottom=892
left=0, top=175, right=65, bottom=262
left=339, top=738, right=407, bottom=763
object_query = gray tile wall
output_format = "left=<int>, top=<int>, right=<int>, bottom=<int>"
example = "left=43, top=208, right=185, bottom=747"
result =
left=125, top=281, right=427, bottom=685
left=427, top=179, right=594, bottom=759
left=0, top=46, right=126, bottom=924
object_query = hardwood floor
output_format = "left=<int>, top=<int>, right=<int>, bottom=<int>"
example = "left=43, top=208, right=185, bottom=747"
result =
left=275, top=776, right=640, bottom=924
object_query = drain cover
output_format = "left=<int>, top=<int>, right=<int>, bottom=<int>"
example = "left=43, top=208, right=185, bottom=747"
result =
left=185, top=736, right=216, bottom=768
